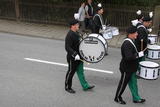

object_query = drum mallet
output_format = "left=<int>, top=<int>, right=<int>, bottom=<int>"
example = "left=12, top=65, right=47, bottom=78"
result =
left=141, top=39, right=143, bottom=51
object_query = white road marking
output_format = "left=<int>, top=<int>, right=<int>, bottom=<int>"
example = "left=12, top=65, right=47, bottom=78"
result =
left=24, top=58, right=114, bottom=74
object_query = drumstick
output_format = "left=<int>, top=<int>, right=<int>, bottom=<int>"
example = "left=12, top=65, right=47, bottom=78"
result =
left=141, top=39, right=143, bottom=51
left=80, top=59, right=90, bottom=65
left=143, top=47, right=148, bottom=52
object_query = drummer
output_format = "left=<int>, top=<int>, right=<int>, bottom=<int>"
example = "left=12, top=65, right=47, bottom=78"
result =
left=65, top=19, right=95, bottom=94
left=114, top=26, right=145, bottom=105
left=135, top=15, right=152, bottom=61
left=92, top=3, right=105, bottom=34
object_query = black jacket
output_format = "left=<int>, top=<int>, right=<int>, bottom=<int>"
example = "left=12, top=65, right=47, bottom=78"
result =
left=92, top=14, right=103, bottom=33
left=65, top=30, right=80, bottom=60
left=120, top=39, right=139, bottom=73
left=135, top=25, right=149, bottom=52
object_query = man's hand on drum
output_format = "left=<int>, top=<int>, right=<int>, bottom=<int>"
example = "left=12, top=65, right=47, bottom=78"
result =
left=75, top=54, right=80, bottom=60
left=138, top=51, right=144, bottom=57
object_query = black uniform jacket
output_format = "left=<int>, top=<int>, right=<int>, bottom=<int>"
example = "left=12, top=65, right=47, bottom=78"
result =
left=120, top=39, right=139, bottom=73
left=135, top=24, right=149, bottom=52
left=65, top=30, right=80, bottom=60
left=92, top=14, right=103, bottom=33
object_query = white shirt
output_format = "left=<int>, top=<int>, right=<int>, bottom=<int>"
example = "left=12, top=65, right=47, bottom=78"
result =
left=78, top=6, right=86, bottom=21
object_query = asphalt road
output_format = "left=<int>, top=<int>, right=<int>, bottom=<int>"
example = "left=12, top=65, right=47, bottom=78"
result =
left=0, top=32, right=159, bottom=107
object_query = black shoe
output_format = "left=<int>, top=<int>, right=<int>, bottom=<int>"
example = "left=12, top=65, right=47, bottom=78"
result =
left=105, top=53, right=108, bottom=56
left=133, top=99, right=146, bottom=103
left=65, top=88, right=76, bottom=94
left=114, top=98, right=126, bottom=105
left=84, top=85, right=95, bottom=91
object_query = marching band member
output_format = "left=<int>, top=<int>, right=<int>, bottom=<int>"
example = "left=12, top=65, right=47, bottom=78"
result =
left=114, top=26, right=145, bottom=105
left=92, top=3, right=105, bottom=34
left=65, top=19, right=94, bottom=94
left=135, top=15, right=152, bottom=59
left=128, top=10, right=145, bottom=104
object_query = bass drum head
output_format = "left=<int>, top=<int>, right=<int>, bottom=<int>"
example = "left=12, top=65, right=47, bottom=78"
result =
left=79, top=35, right=107, bottom=63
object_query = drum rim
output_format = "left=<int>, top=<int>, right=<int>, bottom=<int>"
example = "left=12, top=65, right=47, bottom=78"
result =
left=147, top=45, right=160, bottom=50
left=79, top=35, right=108, bottom=63
left=146, top=57, right=160, bottom=60
left=137, top=75, right=159, bottom=80
left=140, top=64, right=160, bottom=68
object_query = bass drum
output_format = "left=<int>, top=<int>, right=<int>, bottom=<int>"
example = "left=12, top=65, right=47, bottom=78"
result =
left=79, top=33, right=108, bottom=63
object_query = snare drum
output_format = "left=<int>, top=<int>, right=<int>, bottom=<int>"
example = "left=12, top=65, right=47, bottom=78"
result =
left=79, top=33, right=108, bottom=63
left=101, top=29, right=113, bottom=40
left=139, top=61, right=159, bottom=80
left=147, top=45, right=160, bottom=60
left=108, top=27, right=119, bottom=36
left=148, top=34, right=158, bottom=44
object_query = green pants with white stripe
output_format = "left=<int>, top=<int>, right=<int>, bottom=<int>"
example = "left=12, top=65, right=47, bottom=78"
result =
left=128, top=72, right=141, bottom=101
left=76, top=62, right=90, bottom=90
left=128, top=55, right=145, bottom=101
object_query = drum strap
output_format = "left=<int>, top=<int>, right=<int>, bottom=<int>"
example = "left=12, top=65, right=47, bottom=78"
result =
left=93, top=14, right=104, bottom=27
left=124, top=38, right=138, bottom=53
left=137, top=25, right=148, bottom=34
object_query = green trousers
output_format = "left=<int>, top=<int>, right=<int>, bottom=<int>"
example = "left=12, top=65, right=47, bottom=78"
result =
left=128, top=72, right=141, bottom=101
left=76, top=62, right=90, bottom=90
left=128, top=55, right=145, bottom=101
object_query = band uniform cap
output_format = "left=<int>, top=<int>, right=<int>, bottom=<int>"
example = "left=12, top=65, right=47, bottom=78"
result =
left=126, top=26, right=137, bottom=34
left=143, top=16, right=152, bottom=22
left=69, top=19, right=79, bottom=26
left=96, top=3, right=103, bottom=11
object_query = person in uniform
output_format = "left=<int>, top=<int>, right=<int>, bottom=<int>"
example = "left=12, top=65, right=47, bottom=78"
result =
left=114, top=26, right=145, bottom=105
left=135, top=15, right=152, bottom=60
left=92, top=3, right=105, bottom=34
left=65, top=19, right=95, bottom=94
left=128, top=10, right=145, bottom=104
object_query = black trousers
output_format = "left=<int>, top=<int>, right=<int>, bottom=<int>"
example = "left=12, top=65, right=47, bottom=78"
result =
left=115, top=69, right=133, bottom=99
left=65, top=56, right=80, bottom=89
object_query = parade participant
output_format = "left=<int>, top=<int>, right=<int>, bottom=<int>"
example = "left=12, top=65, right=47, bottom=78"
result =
left=114, top=26, right=145, bottom=105
left=128, top=10, right=145, bottom=104
left=135, top=15, right=152, bottom=59
left=92, top=3, right=105, bottom=34
left=65, top=19, right=95, bottom=94
left=85, top=0, right=94, bottom=29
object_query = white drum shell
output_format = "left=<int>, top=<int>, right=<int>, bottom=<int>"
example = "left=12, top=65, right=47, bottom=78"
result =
left=148, top=34, right=158, bottom=44
left=147, top=45, right=160, bottom=60
left=109, top=27, right=119, bottom=36
left=139, top=61, right=159, bottom=80
left=101, top=29, right=113, bottom=39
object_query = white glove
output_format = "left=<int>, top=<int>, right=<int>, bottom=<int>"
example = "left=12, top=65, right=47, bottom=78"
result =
left=148, top=28, right=152, bottom=33
left=75, top=54, right=80, bottom=60
left=102, top=25, right=106, bottom=30
left=138, top=51, right=144, bottom=57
